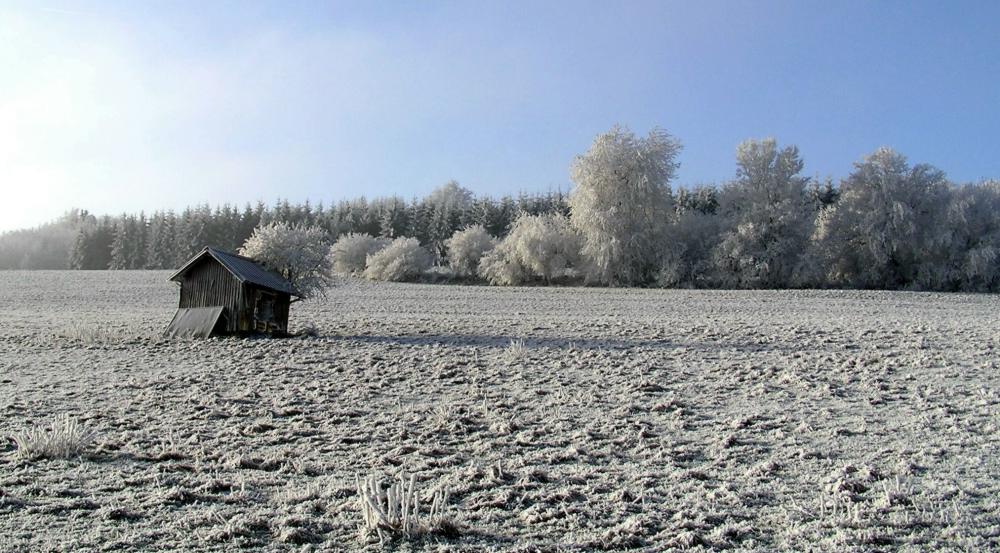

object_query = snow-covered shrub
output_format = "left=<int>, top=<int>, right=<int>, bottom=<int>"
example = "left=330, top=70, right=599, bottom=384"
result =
left=445, top=225, right=496, bottom=277
left=12, top=414, right=98, bottom=460
left=478, top=246, right=531, bottom=286
left=330, top=233, right=389, bottom=275
left=239, top=222, right=333, bottom=298
left=812, top=148, right=950, bottom=289
left=712, top=138, right=814, bottom=288
left=479, top=213, right=580, bottom=285
left=569, top=125, right=681, bottom=285
left=363, top=237, right=432, bottom=282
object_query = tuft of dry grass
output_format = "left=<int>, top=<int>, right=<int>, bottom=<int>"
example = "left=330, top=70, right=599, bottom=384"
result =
left=58, top=322, right=121, bottom=344
left=355, top=473, right=455, bottom=543
left=11, top=414, right=98, bottom=461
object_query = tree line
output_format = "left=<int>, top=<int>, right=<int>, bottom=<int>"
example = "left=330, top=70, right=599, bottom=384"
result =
left=0, top=186, right=568, bottom=271
left=1, top=125, right=997, bottom=292
left=557, top=129, right=999, bottom=292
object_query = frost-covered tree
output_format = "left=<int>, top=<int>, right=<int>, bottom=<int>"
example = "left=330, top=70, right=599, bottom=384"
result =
left=421, top=181, right=474, bottom=259
left=467, top=197, right=507, bottom=237
left=108, top=217, right=130, bottom=270
left=445, top=225, right=497, bottom=277
left=0, top=210, right=89, bottom=269
left=329, top=233, right=390, bottom=275
left=915, top=180, right=1000, bottom=291
left=333, top=197, right=380, bottom=237
left=950, top=180, right=1000, bottom=291
left=69, top=217, right=114, bottom=270
left=109, top=215, right=146, bottom=270
left=427, top=180, right=474, bottom=215
left=363, top=237, right=432, bottom=282
left=426, top=204, right=456, bottom=259
left=812, top=147, right=950, bottom=289
left=239, top=222, right=333, bottom=299
left=808, top=178, right=840, bottom=210
left=675, top=185, right=719, bottom=215
left=373, top=196, right=410, bottom=239
left=144, top=212, right=172, bottom=269
left=658, top=210, right=723, bottom=288
left=569, top=125, right=681, bottom=285
left=712, top=139, right=813, bottom=288
left=479, top=213, right=580, bottom=285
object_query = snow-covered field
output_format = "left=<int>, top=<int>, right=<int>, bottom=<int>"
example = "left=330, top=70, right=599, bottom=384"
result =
left=1, top=271, right=998, bottom=551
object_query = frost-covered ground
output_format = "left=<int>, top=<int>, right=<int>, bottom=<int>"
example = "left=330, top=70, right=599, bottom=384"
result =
left=1, top=271, right=998, bottom=552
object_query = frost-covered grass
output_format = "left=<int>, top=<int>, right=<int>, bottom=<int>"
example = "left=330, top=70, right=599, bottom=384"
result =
left=58, top=322, right=121, bottom=344
left=355, top=473, right=454, bottom=543
left=502, top=338, right=528, bottom=364
left=11, top=414, right=98, bottom=461
left=54, top=322, right=158, bottom=344
left=1, top=271, right=998, bottom=551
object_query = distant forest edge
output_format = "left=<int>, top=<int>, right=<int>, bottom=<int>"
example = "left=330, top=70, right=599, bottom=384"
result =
left=2, top=127, right=999, bottom=293
left=0, top=187, right=569, bottom=271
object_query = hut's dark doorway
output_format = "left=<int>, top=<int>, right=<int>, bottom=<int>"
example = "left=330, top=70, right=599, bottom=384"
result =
left=254, top=290, right=278, bottom=332
left=214, top=311, right=229, bottom=335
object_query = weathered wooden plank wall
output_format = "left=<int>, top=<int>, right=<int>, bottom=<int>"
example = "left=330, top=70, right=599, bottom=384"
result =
left=179, top=258, right=243, bottom=332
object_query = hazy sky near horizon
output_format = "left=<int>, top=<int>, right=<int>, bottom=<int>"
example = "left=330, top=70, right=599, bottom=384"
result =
left=2, top=1, right=999, bottom=232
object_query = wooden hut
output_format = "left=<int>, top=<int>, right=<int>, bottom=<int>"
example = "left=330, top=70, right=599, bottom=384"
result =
left=164, top=247, right=300, bottom=338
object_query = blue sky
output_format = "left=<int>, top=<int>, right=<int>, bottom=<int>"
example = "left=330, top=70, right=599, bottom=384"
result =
left=2, top=0, right=998, bottom=231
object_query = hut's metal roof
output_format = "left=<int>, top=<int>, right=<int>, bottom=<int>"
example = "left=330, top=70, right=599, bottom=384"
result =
left=169, top=247, right=301, bottom=296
